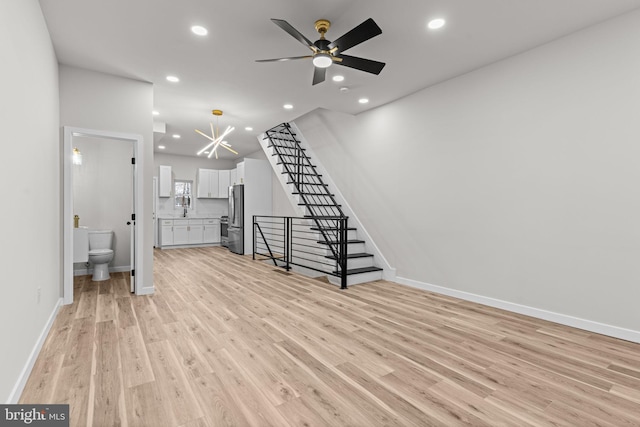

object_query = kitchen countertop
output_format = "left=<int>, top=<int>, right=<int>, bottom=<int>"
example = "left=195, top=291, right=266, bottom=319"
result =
left=158, top=215, right=223, bottom=220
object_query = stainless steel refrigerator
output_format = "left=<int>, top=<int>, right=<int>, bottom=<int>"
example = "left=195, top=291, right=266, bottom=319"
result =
left=228, top=184, right=244, bottom=254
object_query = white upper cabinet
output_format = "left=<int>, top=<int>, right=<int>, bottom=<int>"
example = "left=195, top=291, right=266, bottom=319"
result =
left=230, top=168, right=237, bottom=186
left=198, top=168, right=233, bottom=198
left=159, top=165, right=172, bottom=197
left=236, top=162, right=245, bottom=184
left=197, top=168, right=219, bottom=198
left=218, top=169, right=230, bottom=198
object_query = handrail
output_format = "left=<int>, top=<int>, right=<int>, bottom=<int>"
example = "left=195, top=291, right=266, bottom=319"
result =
left=254, top=215, right=349, bottom=289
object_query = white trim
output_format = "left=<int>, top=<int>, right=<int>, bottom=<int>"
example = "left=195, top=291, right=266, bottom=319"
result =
left=6, top=298, right=62, bottom=404
left=395, top=276, right=640, bottom=344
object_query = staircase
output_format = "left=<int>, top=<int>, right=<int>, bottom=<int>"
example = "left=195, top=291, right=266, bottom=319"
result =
left=260, top=122, right=383, bottom=286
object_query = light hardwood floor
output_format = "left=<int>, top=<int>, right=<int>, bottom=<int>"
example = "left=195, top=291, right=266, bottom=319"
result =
left=20, top=246, right=640, bottom=426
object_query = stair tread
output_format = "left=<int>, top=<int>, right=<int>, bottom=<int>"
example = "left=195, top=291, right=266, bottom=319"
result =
left=304, top=215, right=343, bottom=219
left=283, top=172, right=322, bottom=176
left=268, top=144, right=305, bottom=150
left=334, top=266, right=384, bottom=275
left=310, top=227, right=356, bottom=231
left=325, top=252, right=373, bottom=260
left=299, top=203, right=341, bottom=207
left=277, top=161, right=316, bottom=167
left=290, top=182, right=329, bottom=186
left=318, top=239, right=365, bottom=244
left=293, top=192, right=334, bottom=196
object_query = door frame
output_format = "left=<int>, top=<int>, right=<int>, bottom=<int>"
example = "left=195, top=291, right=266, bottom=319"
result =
left=63, top=126, right=144, bottom=304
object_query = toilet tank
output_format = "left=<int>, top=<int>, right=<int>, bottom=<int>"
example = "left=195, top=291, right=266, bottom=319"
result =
left=88, top=230, right=113, bottom=250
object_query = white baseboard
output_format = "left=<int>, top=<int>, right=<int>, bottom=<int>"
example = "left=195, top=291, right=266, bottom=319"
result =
left=136, top=286, right=155, bottom=296
left=6, top=298, right=62, bottom=404
left=395, top=276, right=640, bottom=344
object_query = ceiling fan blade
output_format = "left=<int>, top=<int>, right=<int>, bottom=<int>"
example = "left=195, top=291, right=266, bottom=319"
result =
left=335, top=54, right=386, bottom=75
left=327, top=18, right=382, bottom=54
left=255, top=55, right=312, bottom=63
left=271, top=19, right=316, bottom=52
left=312, top=66, right=326, bottom=85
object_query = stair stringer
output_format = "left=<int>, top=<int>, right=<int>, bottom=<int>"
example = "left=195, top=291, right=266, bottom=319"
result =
left=258, top=123, right=396, bottom=283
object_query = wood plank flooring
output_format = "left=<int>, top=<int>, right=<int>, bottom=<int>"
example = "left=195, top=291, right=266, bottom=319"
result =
left=20, top=246, right=640, bottom=426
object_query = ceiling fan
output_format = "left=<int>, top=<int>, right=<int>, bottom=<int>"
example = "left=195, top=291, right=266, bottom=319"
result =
left=257, top=18, right=386, bottom=85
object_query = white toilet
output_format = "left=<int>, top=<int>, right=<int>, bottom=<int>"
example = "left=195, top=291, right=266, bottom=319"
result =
left=88, top=230, right=114, bottom=281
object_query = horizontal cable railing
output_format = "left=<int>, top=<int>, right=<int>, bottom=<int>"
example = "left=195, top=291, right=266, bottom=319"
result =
left=254, top=215, right=349, bottom=289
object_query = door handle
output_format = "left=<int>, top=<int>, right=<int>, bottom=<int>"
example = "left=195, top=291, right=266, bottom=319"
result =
left=127, top=221, right=131, bottom=225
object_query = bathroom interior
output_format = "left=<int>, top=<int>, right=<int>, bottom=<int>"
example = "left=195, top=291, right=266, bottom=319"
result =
left=72, top=135, right=133, bottom=283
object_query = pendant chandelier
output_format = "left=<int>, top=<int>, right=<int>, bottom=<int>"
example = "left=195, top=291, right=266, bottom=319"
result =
left=195, top=109, right=237, bottom=159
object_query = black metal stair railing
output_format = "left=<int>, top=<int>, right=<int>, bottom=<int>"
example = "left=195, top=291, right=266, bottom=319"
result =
left=263, top=123, right=346, bottom=263
left=253, top=215, right=349, bottom=289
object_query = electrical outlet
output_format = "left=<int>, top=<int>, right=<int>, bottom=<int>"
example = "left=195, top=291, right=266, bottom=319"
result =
left=37, top=287, right=41, bottom=304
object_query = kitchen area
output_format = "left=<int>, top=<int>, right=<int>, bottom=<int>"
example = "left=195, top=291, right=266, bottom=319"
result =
left=154, top=154, right=272, bottom=255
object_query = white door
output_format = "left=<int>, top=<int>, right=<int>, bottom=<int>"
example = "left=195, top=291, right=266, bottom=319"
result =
left=153, top=177, right=158, bottom=247
left=130, top=151, right=137, bottom=292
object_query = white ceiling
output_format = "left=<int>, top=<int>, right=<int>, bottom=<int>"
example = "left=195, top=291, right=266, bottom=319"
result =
left=40, top=0, right=640, bottom=159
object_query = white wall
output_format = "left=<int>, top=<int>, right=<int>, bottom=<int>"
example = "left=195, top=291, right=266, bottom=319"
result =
left=293, top=10, right=640, bottom=338
left=73, top=137, right=132, bottom=270
left=60, top=66, right=154, bottom=294
left=0, top=0, right=60, bottom=402
left=153, top=153, right=234, bottom=216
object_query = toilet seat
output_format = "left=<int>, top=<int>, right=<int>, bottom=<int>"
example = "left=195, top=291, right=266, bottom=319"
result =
left=89, top=249, right=113, bottom=256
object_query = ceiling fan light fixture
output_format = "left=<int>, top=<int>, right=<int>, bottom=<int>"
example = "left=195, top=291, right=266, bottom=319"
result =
left=312, top=53, right=333, bottom=68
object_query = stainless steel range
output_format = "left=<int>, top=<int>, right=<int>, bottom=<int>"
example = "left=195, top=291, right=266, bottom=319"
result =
left=220, top=215, right=229, bottom=247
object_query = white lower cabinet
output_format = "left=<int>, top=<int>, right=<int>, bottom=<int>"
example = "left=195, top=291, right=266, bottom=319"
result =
left=160, top=219, right=174, bottom=247
left=158, top=217, right=221, bottom=247
left=203, top=218, right=220, bottom=244
left=173, top=220, right=189, bottom=245
left=188, top=220, right=204, bottom=244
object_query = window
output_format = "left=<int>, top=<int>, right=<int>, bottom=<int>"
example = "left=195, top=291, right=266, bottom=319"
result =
left=174, top=180, right=193, bottom=208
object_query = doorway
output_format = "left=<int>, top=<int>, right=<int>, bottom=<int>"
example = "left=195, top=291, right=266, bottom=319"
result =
left=63, top=127, right=144, bottom=305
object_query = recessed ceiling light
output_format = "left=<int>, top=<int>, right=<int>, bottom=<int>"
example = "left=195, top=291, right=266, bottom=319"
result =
left=166, top=75, right=180, bottom=83
left=152, top=110, right=159, bottom=116
left=332, top=75, right=345, bottom=82
left=158, top=145, right=166, bottom=149
left=245, top=127, right=253, bottom=131
left=358, top=98, right=369, bottom=104
left=428, top=18, right=446, bottom=30
left=172, top=134, right=180, bottom=139
left=191, top=25, right=208, bottom=36
left=283, top=104, right=293, bottom=110
left=339, top=87, right=349, bottom=92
